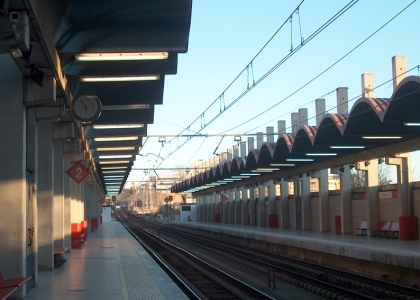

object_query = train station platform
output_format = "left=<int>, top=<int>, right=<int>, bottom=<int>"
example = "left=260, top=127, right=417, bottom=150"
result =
left=25, top=221, right=188, bottom=300
left=173, top=221, right=420, bottom=274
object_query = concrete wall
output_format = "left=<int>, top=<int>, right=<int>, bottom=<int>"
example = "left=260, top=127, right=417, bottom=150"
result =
left=352, top=200, right=367, bottom=233
left=412, top=188, right=420, bottom=235
left=379, top=198, right=400, bottom=221
left=328, top=194, right=341, bottom=234
left=310, top=196, right=320, bottom=231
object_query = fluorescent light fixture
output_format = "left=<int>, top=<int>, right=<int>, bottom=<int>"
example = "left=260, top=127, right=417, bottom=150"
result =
left=99, top=161, right=130, bottom=164
left=306, top=153, right=337, bottom=156
left=252, top=169, right=274, bottom=173
left=224, top=178, right=242, bottom=181
left=329, top=146, right=365, bottom=149
left=103, top=175, right=125, bottom=178
left=405, top=122, right=420, bottom=126
left=286, top=158, right=314, bottom=162
left=76, top=52, right=169, bottom=61
left=218, top=180, right=234, bottom=183
left=231, top=175, right=251, bottom=179
left=93, top=124, right=143, bottom=129
left=257, top=168, right=280, bottom=171
left=240, top=173, right=260, bottom=176
left=362, top=136, right=402, bottom=139
left=100, top=166, right=128, bottom=169
left=105, top=186, right=121, bottom=188
left=101, top=104, right=150, bottom=110
left=104, top=178, right=124, bottom=181
left=270, top=163, right=295, bottom=167
left=94, top=136, right=138, bottom=142
left=97, top=147, right=135, bottom=151
left=102, top=171, right=126, bottom=174
left=81, top=75, right=159, bottom=82
left=99, top=155, right=133, bottom=159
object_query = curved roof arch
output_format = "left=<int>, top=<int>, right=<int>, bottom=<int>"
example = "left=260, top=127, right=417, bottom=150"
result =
left=273, top=134, right=294, bottom=160
left=384, top=76, right=420, bottom=123
left=257, top=143, right=275, bottom=164
left=245, top=149, right=259, bottom=170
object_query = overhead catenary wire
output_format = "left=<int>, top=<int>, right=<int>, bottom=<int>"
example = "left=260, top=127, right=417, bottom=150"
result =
left=160, top=0, right=359, bottom=161
left=221, top=0, right=416, bottom=134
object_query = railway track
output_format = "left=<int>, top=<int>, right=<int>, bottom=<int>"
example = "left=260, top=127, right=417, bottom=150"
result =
left=117, top=212, right=275, bottom=300
left=120, top=212, right=420, bottom=300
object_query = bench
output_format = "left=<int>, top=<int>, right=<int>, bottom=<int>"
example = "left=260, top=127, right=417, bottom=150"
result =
left=382, top=221, right=400, bottom=239
left=54, top=247, right=69, bottom=268
left=0, top=271, right=32, bottom=292
left=354, top=220, right=367, bottom=236
left=369, top=221, right=392, bottom=237
left=0, top=287, right=18, bottom=300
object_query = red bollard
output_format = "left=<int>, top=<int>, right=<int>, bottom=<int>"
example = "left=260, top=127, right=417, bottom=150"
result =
left=71, top=223, right=81, bottom=249
left=81, top=220, right=88, bottom=241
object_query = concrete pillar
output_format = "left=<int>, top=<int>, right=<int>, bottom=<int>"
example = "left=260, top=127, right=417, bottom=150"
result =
left=240, top=141, right=247, bottom=157
left=301, top=174, right=311, bottom=230
left=53, top=139, right=65, bottom=249
left=334, top=165, right=353, bottom=234
left=336, top=87, right=349, bottom=114
left=279, top=179, right=289, bottom=228
left=361, top=73, right=375, bottom=98
left=248, top=137, right=254, bottom=152
left=386, top=154, right=412, bottom=216
left=37, top=121, right=54, bottom=270
left=291, top=113, right=299, bottom=135
left=249, top=185, right=257, bottom=226
left=208, top=194, right=212, bottom=221
left=256, top=132, right=263, bottom=149
left=313, top=170, right=329, bottom=232
left=299, top=108, right=308, bottom=126
left=278, top=120, right=286, bottom=135
left=287, top=176, right=302, bottom=230
left=242, top=187, right=249, bottom=225
left=266, top=127, right=274, bottom=144
left=233, top=145, right=239, bottom=159
left=226, top=148, right=232, bottom=161
left=268, top=181, right=277, bottom=215
left=235, top=189, right=241, bottom=224
left=392, top=55, right=406, bottom=90
left=0, top=55, right=28, bottom=297
left=228, top=189, right=234, bottom=223
left=315, top=99, right=325, bottom=127
left=222, top=191, right=228, bottom=223
left=63, top=154, right=72, bottom=250
left=356, top=160, right=378, bottom=236
left=257, top=184, right=266, bottom=227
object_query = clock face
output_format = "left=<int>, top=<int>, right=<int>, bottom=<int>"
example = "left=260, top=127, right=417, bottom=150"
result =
left=72, top=93, right=101, bottom=124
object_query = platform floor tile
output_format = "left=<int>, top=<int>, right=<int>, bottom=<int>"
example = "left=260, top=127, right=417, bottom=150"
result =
left=25, top=222, right=188, bottom=300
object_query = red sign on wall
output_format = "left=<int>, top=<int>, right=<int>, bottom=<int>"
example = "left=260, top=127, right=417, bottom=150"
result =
left=98, top=198, right=105, bottom=204
left=67, top=161, right=90, bottom=184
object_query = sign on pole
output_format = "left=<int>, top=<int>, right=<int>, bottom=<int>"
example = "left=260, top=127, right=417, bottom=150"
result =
left=67, top=161, right=90, bottom=184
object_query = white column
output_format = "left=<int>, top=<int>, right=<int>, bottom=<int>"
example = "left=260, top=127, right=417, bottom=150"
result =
left=316, top=170, right=329, bottom=232
left=356, top=160, right=378, bottom=236
left=279, top=179, right=289, bottom=228
left=0, top=55, right=28, bottom=297
left=37, top=121, right=54, bottom=270
left=235, top=189, right=241, bottom=224
left=228, top=189, right=235, bottom=223
left=301, top=174, right=311, bottom=231
left=257, top=185, right=266, bottom=227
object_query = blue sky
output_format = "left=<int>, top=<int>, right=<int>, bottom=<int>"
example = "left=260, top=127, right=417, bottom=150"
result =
left=128, top=0, right=420, bottom=184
